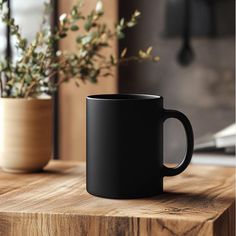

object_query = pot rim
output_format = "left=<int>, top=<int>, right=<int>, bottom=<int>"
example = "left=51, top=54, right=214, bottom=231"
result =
left=0, top=96, right=52, bottom=101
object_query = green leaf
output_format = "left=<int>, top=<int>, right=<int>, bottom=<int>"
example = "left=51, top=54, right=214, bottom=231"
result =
left=81, top=35, right=92, bottom=45
left=146, top=46, right=153, bottom=55
left=76, top=35, right=83, bottom=43
left=18, top=39, right=27, bottom=49
left=84, top=20, right=92, bottom=31
left=119, top=18, right=125, bottom=26
left=110, top=55, right=117, bottom=65
left=134, top=10, right=141, bottom=17
left=138, top=50, right=147, bottom=58
left=88, top=76, right=98, bottom=83
left=71, top=6, right=78, bottom=18
left=120, top=48, right=127, bottom=58
left=75, top=81, right=80, bottom=87
left=59, top=13, right=67, bottom=24
left=102, top=72, right=113, bottom=77
left=153, top=56, right=160, bottom=62
left=70, top=25, right=79, bottom=31
left=127, top=21, right=136, bottom=28
left=59, top=32, right=67, bottom=38
left=25, top=75, right=32, bottom=83
left=95, top=1, right=104, bottom=15
left=117, top=31, right=125, bottom=39
left=51, top=63, right=60, bottom=68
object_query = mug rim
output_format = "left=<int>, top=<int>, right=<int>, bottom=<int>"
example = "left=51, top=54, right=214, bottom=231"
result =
left=87, top=94, right=162, bottom=101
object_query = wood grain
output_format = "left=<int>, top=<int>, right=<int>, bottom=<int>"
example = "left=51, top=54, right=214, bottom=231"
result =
left=0, top=161, right=234, bottom=236
left=58, top=0, right=117, bottom=161
left=0, top=98, right=52, bottom=172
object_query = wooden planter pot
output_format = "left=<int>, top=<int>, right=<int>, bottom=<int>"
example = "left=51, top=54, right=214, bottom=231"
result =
left=0, top=98, right=52, bottom=173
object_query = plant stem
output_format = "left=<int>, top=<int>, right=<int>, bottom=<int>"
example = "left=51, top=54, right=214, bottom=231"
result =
left=55, top=76, right=70, bottom=87
left=24, top=81, right=37, bottom=98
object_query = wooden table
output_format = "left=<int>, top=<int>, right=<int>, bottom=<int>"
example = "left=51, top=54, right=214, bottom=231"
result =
left=0, top=161, right=234, bottom=236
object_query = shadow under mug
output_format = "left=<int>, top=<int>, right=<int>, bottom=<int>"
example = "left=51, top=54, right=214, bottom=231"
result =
left=86, top=94, right=194, bottom=199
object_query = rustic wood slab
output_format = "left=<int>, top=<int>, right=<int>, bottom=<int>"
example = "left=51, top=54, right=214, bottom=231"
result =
left=0, top=161, right=234, bottom=236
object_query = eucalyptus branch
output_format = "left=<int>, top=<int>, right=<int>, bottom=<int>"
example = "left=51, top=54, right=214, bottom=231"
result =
left=0, top=0, right=159, bottom=98
left=24, top=80, right=38, bottom=98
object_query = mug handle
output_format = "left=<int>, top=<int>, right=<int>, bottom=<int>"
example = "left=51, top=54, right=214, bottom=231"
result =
left=162, top=109, right=194, bottom=176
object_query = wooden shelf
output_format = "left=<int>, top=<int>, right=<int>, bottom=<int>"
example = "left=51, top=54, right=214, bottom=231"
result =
left=0, top=161, right=234, bottom=235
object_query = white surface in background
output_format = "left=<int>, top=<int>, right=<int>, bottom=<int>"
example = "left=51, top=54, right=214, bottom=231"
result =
left=0, top=19, right=6, bottom=58
left=10, top=0, right=47, bottom=58
left=214, top=123, right=236, bottom=148
left=0, top=0, right=46, bottom=58
left=215, top=123, right=236, bottom=138
left=191, top=153, right=236, bottom=167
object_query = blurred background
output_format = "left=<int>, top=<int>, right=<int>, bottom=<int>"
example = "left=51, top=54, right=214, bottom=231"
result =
left=0, top=0, right=234, bottom=163
left=119, top=0, right=235, bottom=163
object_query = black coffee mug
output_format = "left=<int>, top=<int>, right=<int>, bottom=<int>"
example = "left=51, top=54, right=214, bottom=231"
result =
left=86, top=94, right=194, bottom=199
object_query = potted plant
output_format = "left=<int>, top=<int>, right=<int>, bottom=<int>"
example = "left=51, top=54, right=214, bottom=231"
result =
left=0, top=0, right=159, bottom=172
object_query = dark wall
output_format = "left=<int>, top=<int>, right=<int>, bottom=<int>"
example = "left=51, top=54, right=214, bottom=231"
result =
left=119, top=0, right=235, bottom=163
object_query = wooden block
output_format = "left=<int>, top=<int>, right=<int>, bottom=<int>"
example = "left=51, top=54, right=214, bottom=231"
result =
left=0, top=161, right=234, bottom=235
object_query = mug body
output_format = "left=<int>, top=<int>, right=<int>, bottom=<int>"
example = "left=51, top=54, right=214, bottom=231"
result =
left=86, top=94, right=164, bottom=199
